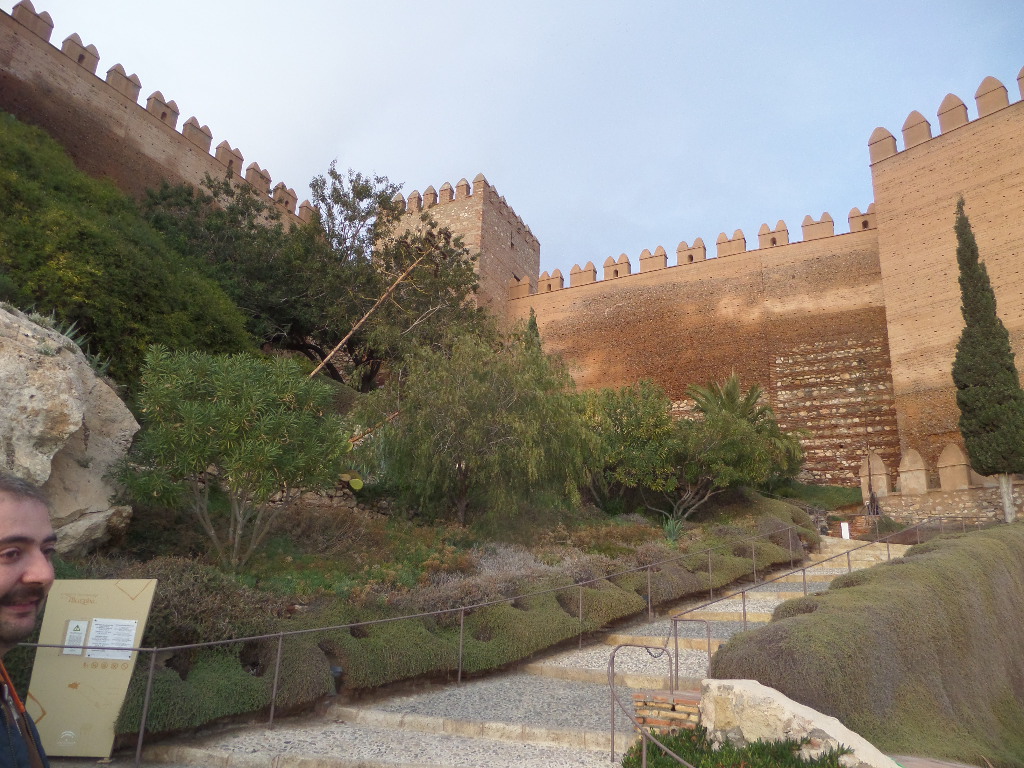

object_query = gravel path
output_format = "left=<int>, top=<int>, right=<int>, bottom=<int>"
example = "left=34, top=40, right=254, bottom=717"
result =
left=540, top=644, right=710, bottom=682
left=368, top=673, right=636, bottom=734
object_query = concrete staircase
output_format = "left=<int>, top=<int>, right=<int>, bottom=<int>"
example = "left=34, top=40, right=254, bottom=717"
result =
left=141, top=537, right=910, bottom=768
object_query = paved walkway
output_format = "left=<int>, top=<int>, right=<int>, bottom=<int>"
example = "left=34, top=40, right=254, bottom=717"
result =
left=59, top=537, right=983, bottom=768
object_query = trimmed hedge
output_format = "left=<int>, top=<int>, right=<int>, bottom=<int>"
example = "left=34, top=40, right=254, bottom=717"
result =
left=709, top=524, right=1024, bottom=767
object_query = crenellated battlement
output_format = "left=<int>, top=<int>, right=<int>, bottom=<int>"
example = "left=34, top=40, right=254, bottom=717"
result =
left=3, top=0, right=311, bottom=220
left=508, top=204, right=876, bottom=297
left=868, top=67, right=1024, bottom=163
left=394, top=173, right=539, bottom=250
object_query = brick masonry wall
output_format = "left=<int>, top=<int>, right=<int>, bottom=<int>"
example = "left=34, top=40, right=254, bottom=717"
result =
left=508, top=229, right=900, bottom=484
left=870, top=100, right=1024, bottom=470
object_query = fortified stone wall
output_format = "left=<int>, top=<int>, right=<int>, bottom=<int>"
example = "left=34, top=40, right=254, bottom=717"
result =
left=505, top=214, right=900, bottom=484
left=0, top=2, right=307, bottom=223
left=395, top=174, right=540, bottom=312
left=869, top=72, right=1024, bottom=470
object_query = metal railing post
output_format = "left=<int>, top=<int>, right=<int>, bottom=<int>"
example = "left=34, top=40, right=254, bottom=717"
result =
left=846, top=550, right=852, bottom=573
left=802, top=567, right=807, bottom=596
left=750, top=543, right=757, bottom=583
left=646, top=566, right=653, bottom=620
left=457, top=607, right=465, bottom=684
left=268, top=633, right=284, bottom=726
left=788, top=528, right=795, bottom=569
left=133, top=650, right=158, bottom=768
left=708, top=550, right=713, bottom=599
left=741, top=590, right=748, bottom=631
left=578, top=586, right=584, bottom=648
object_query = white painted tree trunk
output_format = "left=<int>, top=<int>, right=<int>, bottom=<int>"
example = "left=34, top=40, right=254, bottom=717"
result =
left=998, top=473, right=1016, bottom=523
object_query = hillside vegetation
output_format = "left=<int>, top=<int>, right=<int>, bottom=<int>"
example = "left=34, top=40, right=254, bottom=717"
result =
left=709, top=524, right=1024, bottom=767
left=0, top=112, right=252, bottom=381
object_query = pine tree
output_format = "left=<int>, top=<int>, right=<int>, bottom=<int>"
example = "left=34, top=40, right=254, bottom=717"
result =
left=950, top=198, right=1024, bottom=522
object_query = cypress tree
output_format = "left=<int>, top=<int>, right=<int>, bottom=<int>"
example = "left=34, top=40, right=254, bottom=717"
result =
left=950, top=197, right=1024, bottom=522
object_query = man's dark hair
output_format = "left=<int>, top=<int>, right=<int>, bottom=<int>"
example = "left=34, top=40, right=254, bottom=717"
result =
left=0, top=472, right=51, bottom=511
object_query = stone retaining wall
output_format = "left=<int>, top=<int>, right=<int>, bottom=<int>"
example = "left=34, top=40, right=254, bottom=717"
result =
left=879, top=484, right=1023, bottom=523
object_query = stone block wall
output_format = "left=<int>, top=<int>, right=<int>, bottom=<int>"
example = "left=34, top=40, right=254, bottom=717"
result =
left=880, top=485, right=1023, bottom=523
left=395, top=174, right=540, bottom=314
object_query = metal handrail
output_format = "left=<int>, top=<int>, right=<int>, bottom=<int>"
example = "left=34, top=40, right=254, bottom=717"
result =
left=608, top=642, right=696, bottom=768
left=604, top=514, right=992, bottom=766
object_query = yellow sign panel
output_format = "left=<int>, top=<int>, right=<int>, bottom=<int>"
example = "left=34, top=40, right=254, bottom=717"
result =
left=27, top=579, right=157, bottom=758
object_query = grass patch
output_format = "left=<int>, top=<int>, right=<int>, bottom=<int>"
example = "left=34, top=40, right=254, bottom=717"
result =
left=623, top=725, right=851, bottom=767
left=771, top=481, right=862, bottom=510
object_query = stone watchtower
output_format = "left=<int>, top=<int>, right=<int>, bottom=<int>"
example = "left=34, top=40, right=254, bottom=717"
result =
left=393, top=174, right=540, bottom=319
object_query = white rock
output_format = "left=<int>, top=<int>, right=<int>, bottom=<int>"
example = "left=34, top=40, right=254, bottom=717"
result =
left=700, top=679, right=900, bottom=768
left=0, top=306, right=139, bottom=554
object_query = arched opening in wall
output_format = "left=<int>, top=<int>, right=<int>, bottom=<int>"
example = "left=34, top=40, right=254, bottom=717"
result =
left=160, top=111, right=168, bottom=121
left=227, top=159, right=235, bottom=176
left=687, top=255, right=694, bottom=263
left=770, top=237, right=777, bottom=246
left=77, top=53, right=85, bottom=64
left=613, top=269, right=619, bottom=278
left=545, top=284, right=552, bottom=292
left=862, top=220, right=869, bottom=229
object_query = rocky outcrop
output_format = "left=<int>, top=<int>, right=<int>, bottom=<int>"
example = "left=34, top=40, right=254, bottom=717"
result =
left=700, top=679, right=899, bottom=768
left=0, top=306, right=138, bottom=555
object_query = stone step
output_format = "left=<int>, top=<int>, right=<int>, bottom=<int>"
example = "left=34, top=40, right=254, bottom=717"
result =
left=681, top=610, right=772, bottom=623
left=145, top=715, right=620, bottom=768
left=603, top=633, right=725, bottom=652
left=522, top=661, right=678, bottom=690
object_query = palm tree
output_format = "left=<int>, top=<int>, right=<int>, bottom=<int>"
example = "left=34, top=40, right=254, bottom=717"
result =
left=687, top=374, right=803, bottom=486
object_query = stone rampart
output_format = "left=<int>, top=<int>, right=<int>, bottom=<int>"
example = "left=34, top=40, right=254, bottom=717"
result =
left=0, top=1, right=307, bottom=222
left=507, top=219, right=899, bottom=484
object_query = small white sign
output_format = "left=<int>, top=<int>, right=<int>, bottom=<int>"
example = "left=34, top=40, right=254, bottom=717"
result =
left=840, top=521, right=851, bottom=540
left=62, top=620, right=89, bottom=656
left=85, top=619, right=138, bottom=661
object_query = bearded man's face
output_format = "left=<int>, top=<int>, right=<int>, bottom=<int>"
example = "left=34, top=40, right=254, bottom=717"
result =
left=0, top=493, right=56, bottom=652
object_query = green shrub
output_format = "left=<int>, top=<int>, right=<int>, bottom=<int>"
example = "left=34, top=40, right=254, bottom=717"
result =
left=710, top=525, right=1024, bottom=766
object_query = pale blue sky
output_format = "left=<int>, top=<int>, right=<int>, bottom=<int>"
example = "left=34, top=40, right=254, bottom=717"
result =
left=15, top=1, right=1024, bottom=275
